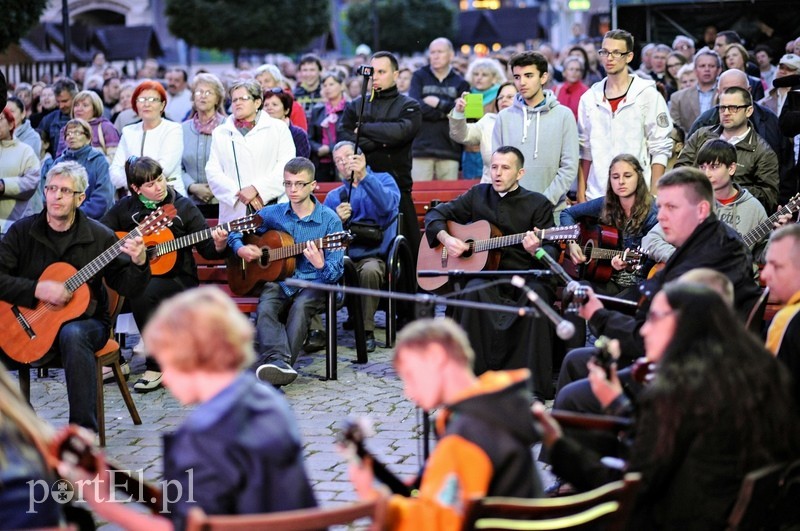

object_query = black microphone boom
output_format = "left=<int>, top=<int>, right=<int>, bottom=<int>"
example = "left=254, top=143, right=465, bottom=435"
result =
left=511, top=275, right=575, bottom=340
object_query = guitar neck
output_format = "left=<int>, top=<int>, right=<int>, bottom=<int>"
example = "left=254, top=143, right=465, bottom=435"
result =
left=472, top=228, right=558, bottom=253
left=154, top=227, right=214, bottom=257
left=742, top=206, right=790, bottom=248
left=266, top=237, right=325, bottom=261
left=590, top=248, right=625, bottom=260
left=63, top=231, right=138, bottom=293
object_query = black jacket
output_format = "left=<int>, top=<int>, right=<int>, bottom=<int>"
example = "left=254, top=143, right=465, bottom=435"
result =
left=589, top=214, right=760, bottom=361
left=409, top=66, right=470, bottom=160
left=100, top=188, right=221, bottom=283
left=340, top=85, right=421, bottom=191
left=0, top=210, right=151, bottom=327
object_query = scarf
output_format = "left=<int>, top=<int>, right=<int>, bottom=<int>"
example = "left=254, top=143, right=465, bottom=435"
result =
left=320, top=99, right=347, bottom=162
left=473, top=84, right=501, bottom=108
left=193, top=112, right=225, bottom=135
left=138, top=194, right=158, bottom=210
left=234, top=116, right=257, bottom=134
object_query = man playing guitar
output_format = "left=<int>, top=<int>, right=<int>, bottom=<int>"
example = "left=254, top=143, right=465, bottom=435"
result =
left=423, top=145, right=558, bottom=401
left=228, top=157, right=344, bottom=387
left=0, top=161, right=149, bottom=432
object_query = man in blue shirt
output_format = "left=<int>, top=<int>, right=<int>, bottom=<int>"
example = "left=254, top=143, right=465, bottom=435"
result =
left=228, top=157, right=344, bottom=385
left=324, top=141, right=400, bottom=352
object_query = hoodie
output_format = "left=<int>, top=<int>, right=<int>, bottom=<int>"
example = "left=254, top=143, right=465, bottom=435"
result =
left=388, top=369, right=543, bottom=531
left=492, top=90, right=579, bottom=214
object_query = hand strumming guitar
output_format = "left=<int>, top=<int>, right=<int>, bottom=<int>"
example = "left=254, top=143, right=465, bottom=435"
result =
left=437, top=230, right=470, bottom=257
left=568, top=241, right=587, bottom=265
left=522, top=230, right=542, bottom=256
left=237, top=244, right=262, bottom=262
left=35, top=281, right=71, bottom=306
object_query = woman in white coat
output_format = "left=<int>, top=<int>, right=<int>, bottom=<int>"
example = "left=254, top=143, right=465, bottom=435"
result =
left=109, top=80, right=186, bottom=197
left=205, top=80, right=295, bottom=223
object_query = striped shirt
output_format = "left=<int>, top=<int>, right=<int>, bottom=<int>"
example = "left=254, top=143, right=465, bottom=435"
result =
left=228, top=197, right=344, bottom=295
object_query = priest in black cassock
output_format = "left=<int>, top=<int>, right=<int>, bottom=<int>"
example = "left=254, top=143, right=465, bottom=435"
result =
left=423, top=146, right=559, bottom=401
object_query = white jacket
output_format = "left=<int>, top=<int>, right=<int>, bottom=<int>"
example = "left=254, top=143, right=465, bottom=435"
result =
left=205, top=111, right=296, bottom=223
left=448, top=109, right=497, bottom=183
left=109, top=119, right=186, bottom=196
left=578, top=75, right=673, bottom=200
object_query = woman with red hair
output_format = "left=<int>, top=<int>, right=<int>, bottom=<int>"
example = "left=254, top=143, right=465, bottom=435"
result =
left=109, top=80, right=185, bottom=196
left=0, top=107, right=41, bottom=237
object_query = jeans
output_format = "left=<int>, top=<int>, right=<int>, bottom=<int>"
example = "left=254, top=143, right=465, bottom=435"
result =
left=255, top=283, right=326, bottom=367
left=58, top=318, right=108, bottom=431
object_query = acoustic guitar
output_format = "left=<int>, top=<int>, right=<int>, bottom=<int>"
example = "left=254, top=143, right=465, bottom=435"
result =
left=416, top=220, right=580, bottom=293
left=563, top=223, right=647, bottom=282
left=0, top=206, right=176, bottom=364
left=116, top=213, right=261, bottom=276
left=226, top=230, right=352, bottom=296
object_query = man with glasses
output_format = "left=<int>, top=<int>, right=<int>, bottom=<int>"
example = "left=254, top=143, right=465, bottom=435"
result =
left=0, top=160, right=150, bottom=432
left=669, top=48, right=722, bottom=134
left=206, top=80, right=296, bottom=223
left=227, top=157, right=344, bottom=386
left=677, top=86, right=779, bottom=211
left=672, top=35, right=696, bottom=62
left=577, top=29, right=673, bottom=201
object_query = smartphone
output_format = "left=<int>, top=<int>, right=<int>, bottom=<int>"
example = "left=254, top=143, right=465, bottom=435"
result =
left=464, top=93, right=484, bottom=120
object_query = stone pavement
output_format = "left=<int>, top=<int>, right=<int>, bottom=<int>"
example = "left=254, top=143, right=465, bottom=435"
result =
left=21, top=308, right=553, bottom=529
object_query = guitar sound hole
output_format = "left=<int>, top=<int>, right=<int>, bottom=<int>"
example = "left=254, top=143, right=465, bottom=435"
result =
left=259, top=249, right=270, bottom=267
left=462, top=240, right=474, bottom=258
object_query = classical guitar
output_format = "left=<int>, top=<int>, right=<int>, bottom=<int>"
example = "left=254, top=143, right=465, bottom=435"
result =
left=116, top=213, right=261, bottom=276
left=336, top=418, right=413, bottom=497
left=226, top=230, right=353, bottom=296
left=0, top=206, right=176, bottom=364
left=50, top=425, right=162, bottom=513
left=416, top=220, right=580, bottom=293
left=563, top=223, right=647, bottom=282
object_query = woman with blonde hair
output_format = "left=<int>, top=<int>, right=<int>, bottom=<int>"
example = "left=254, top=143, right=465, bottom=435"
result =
left=55, top=89, right=120, bottom=162
left=181, top=72, right=226, bottom=212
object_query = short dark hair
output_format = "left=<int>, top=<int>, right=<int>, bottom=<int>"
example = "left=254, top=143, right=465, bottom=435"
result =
left=508, top=51, right=548, bottom=77
left=494, top=145, right=525, bottom=169
left=53, top=79, right=78, bottom=97
left=717, top=30, right=742, bottom=45
left=604, top=29, right=634, bottom=53
left=125, top=156, right=163, bottom=190
left=754, top=44, right=773, bottom=58
left=370, top=51, right=399, bottom=71
left=697, top=139, right=737, bottom=167
left=6, top=96, right=24, bottom=115
left=298, top=54, right=322, bottom=71
left=167, top=68, right=188, bottom=82
left=285, top=157, right=316, bottom=180
left=658, top=167, right=714, bottom=205
left=263, top=88, right=294, bottom=118
left=721, top=86, right=752, bottom=107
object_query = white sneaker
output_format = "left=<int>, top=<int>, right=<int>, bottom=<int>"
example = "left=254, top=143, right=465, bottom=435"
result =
left=102, top=361, right=130, bottom=382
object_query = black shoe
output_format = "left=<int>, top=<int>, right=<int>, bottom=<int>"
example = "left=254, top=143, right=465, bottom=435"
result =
left=365, top=331, right=376, bottom=353
left=342, top=318, right=354, bottom=331
left=256, top=360, right=298, bottom=386
left=303, top=329, right=326, bottom=353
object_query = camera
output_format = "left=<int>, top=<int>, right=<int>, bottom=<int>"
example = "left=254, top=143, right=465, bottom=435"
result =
left=357, top=65, right=374, bottom=77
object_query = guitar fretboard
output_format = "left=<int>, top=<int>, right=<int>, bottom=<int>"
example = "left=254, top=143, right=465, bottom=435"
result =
left=265, top=237, right=325, bottom=261
left=590, top=248, right=640, bottom=261
left=156, top=227, right=215, bottom=256
left=469, top=226, right=577, bottom=253
left=743, top=206, right=791, bottom=247
left=64, top=229, right=141, bottom=293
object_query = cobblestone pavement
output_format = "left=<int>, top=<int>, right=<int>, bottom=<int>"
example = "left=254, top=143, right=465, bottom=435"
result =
left=21, top=309, right=552, bottom=529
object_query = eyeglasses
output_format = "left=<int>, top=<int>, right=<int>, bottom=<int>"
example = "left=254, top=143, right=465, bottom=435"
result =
left=667, top=63, right=683, bottom=68
left=65, top=129, right=86, bottom=137
left=194, top=89, right=213, bottom=97
left=646, top=309, right=676, bottom=323
left=136, top=96, right=162, bottom=104
left=698, top=162, right=724, bottom=171
left=44, top=185, right=82, bottom=196
left=598, top=49, right=630, bottom=59
left=675, top=44, right=692, bottom=51
left=282, top=181, right=314, bottom=189
left=231, top=95, right=255, bottom=103
left=718, top=104, right=750, bottom=113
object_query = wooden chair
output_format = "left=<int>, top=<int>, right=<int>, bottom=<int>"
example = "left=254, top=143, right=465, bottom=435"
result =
left=18, top=284, right=142, bottom=446
left=462, top=473, right=642, bottom=531
left=185, top=497, right=387, bottom=531
left=726, top=458, right=800, bottom=530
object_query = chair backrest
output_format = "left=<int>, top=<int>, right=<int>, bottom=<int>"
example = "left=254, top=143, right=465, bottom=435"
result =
left=185, top=497, right=386, bottom=531
left=726, top=458, right=800, bottom=530
left=462, top=473, right=641, bottom=531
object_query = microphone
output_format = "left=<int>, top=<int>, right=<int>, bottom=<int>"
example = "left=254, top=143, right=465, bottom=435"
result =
left=534, top=248, right=574, bottom=286
left=511, top=275, right=575, bottom=340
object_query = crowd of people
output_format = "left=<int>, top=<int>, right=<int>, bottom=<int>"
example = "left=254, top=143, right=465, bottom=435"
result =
left=1, top=23, right=800, bottom=531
